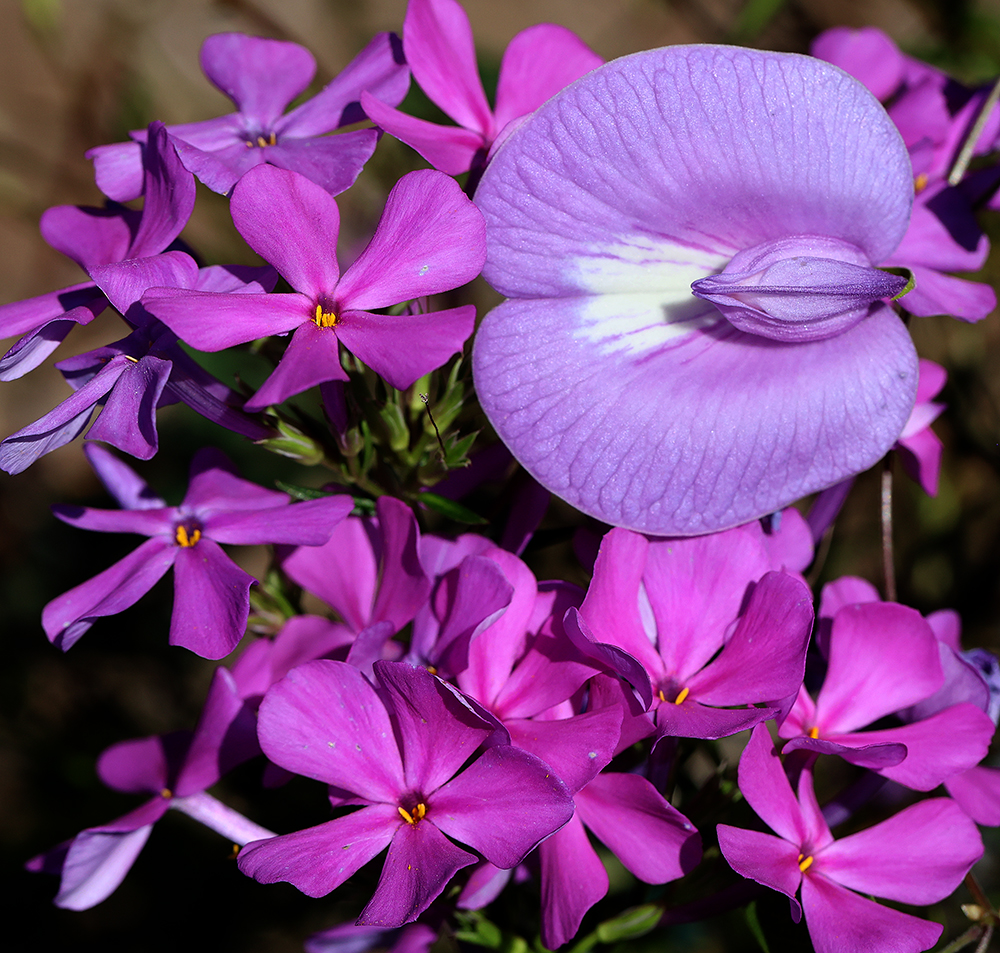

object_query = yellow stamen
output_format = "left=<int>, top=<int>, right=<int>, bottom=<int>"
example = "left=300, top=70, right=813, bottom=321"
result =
left=673, top=687, right=690, bottom=705
left=915, top=172, right=929, bottom=193
left=175, top=525, right=201, bottom=548
left=160, top=787, right=173, bottom=799
left=798, top=853, right=814, bottom=872
left=397, top=802, right=427, bottom=825
left=313, top=303, right=339, bottom=328
left=808, top=726, right=820, bottom=739
left=426, top=665, right=438, bottom=676
left=657, top=689, right=666, bottom=703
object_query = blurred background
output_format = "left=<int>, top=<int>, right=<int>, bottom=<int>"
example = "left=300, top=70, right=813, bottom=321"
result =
left=3, top=0, right=1000, bottom=949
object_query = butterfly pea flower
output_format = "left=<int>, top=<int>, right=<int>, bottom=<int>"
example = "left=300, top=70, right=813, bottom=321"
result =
left=361, top=0, right=601, bottom=177
left=472, top=45, right=919, bottom=535
left=143, top=165, right=485, bottom=406
left=88, top=32, right=409, bottom=200
left=27, top=667, right=272, bottom=910
left=42, top=444, right=354, bottom=658
left=237, top=660, right=573, bottom=927
left=718, top=724, right=982, bottom=953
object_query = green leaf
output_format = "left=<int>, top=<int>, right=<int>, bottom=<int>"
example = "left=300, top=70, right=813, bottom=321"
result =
left=443, top=430, right=478, bottom=469
left=419, top=492, right=488, bottom=525
left=379, top=400, right=411, bottom=452
left=731, top=0, right=789, bottom=41
left=453, top=911, right=503, bottom=949
left=595, top=903, right=661, bottom=943
left=274, top=481, right=331, bottom=501
left=745, top=901, right=771, bottom=953
left=256, top=420, right=325, bottom=465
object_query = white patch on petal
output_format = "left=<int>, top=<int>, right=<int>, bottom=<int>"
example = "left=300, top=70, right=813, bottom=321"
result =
left=573, top=237, right=729, bottom=295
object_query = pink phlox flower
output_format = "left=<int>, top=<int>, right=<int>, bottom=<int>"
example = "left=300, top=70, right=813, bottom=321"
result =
left=26, top=667, right=269, bottom=910
left=237, top=659, right=574, bottom=927
left=143, top=164, right=485, bottom=405
left=87, top=32, right=409, bottom=199
left=718, top=724, right=983, bottom=953
left=361, top=0, right=602, bottom=177
left=894, top=358, right=946, bottom=495
left=41, top=444, right=354, bottom=658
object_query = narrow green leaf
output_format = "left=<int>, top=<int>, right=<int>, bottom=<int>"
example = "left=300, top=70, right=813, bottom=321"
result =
left=274, top=481, right=331, bottom=501
left=419, top=492, right=488, bottom=525
left=746, top=901, right=771, bottom=953
left=595, top=903, right=661, bottom=943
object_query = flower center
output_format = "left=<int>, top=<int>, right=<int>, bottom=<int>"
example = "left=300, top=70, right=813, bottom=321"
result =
left=797, top=853, right=814, bottom=872
left=808, top=726, right=820, bottom=739
left=313, top=303, right=339, bottom=328
left=397, top=801, right=427, bottom=825
left=245, top=132, right=277, bottom=149
left=174, top=520, right=203, bottom=548
left=657, top=684, right=690, bottom=705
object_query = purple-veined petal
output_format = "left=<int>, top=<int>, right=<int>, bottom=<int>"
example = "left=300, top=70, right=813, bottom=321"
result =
left=686, top=571, right=813, bottom=705
left=97, top=736, right=169, bottom=794
left=144, top=288, right=308, bottom=351
left=818, top=797, right=981, bottom=904
left=800, top=870, right=943, bottom=953
left=655, top=699, right=773, bottom=740
left=810, top=27, right=905, bottom=101
left=182, top=447, right=288, bottom=515
left=505, top=706, right=621, bottom=794
left=374, top=661, right=493, bottom=796
left=947, top=766, right=1000, bottom=826
left=90, top=251, right=200, bottom=315
left=265, top=129, right=379, bottom=198
left=360, top=94, right=485, bottom=175
left=127, top=123, right=196, bottom=259
left=231, top=164, right=340, bottom=298
left=717, top=825, right=802, bottom=900
left=237, top=804, right=399, bottom=897
left=206, top=494, right=353, bottom=546
left=84, top=444, right=166, bottom=509
left=816, top=602, right=943, bottom=734
left=538, top=814, right=609, bottom=950
left=738, top=724, right=809, bottom=846
left=242, top=320, right=348, bottom=411
left=335, top=170, right=485, bottom=311
left=0, top=282, right=103, bottom=340
left=402, top=0, right=493, bottom=136
left=170, top=539, right=254, bottom=658
left=40, top=205, right=134, bottom=270
left=493, top=24, right=602, bottom=131
left=87, top=140, right=145, bottom=202
left=41, top=537, right=177, bottom=650
left=896, top=427, right=943, bottom=496
left=199, top=33, right=316, bottom=127
left=170, top=136, right=265, bottom=195
left=430, top=745, right=573, bottom=868
left=357, top=819, right=476, bottom=928
left=893, top=264, right=996, bottom=321
left=0, top=304, right=103, bottom=381
left=576, top=772, right=700, bottom=882
left=256, top=659, right=405, bottom=801
left=50, top=503, right=174, bottom=537
left=280, top=33, right=409, bottom=137
left=781, top=734, right=907, bottom=771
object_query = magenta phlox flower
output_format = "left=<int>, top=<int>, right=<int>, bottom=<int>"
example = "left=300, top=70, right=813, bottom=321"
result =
left=41, top=445, right=354, bottom=657
left=0, top=122, right=194, bottom=380
left=237, top=660, right=574, bottom=927
left=894, top=358, right=946, bottom=495
left=27, top=667, right=272, bottom=910
left=718, top=725, right=983, bottom=953
left=305, top=922, right=437, bottom=953
left=572, top=526, right=814, bottom=740
left=143, top=165, right=485, bottom=405
left=361, top=0, right=601, bottom=177
left=88, top=32, right=409, bottom=200
left=780, top=601, right=995, bottom=789
left=472, top=46, right=918, bottom=535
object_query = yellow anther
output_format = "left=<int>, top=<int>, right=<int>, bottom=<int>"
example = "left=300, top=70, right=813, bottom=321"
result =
left=397, top=802, right=427, bottom=825
left=798, top=853, right=814, bottom=872
left=657, top=690, right=666, bottom=703
left=915, top=172, right=929, bottom=193
left=426, top=665, right=438, bottom=676
left=397, top=806, right=414, bottom=824
left=673, top=687, right=690, bottom=705
left=175, top=525, right=201, bottom=548
left=808, top=726, right=820, bottom=739
left=160, top=787, right=173, bottom=799
left=313, top=303, right=339, bottom=328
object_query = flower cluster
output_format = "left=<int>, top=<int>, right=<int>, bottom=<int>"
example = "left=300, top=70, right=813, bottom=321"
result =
left=9, top=4, right=1000, bottom=952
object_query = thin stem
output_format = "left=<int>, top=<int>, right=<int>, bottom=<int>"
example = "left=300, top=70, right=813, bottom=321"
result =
left=881, top=457, right=896, bottom=602
left=975, top=924, right=994, bottom=953
left=950, top=76, right=1000, bottom=186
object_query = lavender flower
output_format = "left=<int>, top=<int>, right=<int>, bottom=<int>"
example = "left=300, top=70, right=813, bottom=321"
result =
left=472, top=45, right=918, bottom=535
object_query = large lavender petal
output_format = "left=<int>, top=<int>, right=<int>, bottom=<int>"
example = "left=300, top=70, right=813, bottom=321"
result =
left=170, top=137, right=265, bottom=195
left=402, top=0, right=492, bottom=136
left=810, top=26, right=905, bottom=101
left=0, top=303, right=104, bottom=381
left=41, top=537, right=177, bottom=650
left=237, top=805, right=399, bottom=897
left=265, top=130, right=379, bottom=198
left=538, top=815, right=608, bottom=950
left=205, top=495, right=353, bottom=546
left=40, top=205, right=134, bottom=270
left=358, top=820, right=476, bottom=927
left=576, top=772, right=699, bottom=882
left=97, top=737, right=168, bottom=794
left=90, top=251, right=200, bottom=315
left=947, top=766, right=1000, bottom=826
left=335, top=170, right=485, bottom=311
left=819, top=797, right=981, bottom=904
left=170, top=539, right=255, bottom=658
left=738, top=724, right=811, bottom=847
left=256, top=659, right=404, bottom=801
left=230, top=164, right=340, bottom=298
left=87, top=140, right=145, bottom=202
left=199, top=34, right=316, bottom=127
left=183, top=447, right=288, bottom=514
left=716, top=826, right=801, bottom=901
left=493, top=25, right=602, bottom=131
left=83, top=443, right=165, bottom=510
left=374, top=661, right=493, bottom=795
left=280, top=33, right=409, bottom=136
left=430, top=745, right=573, bottom=868
left=781, top=735, right=906, bottom=771
left=800, top=870, right=942, bottom=953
